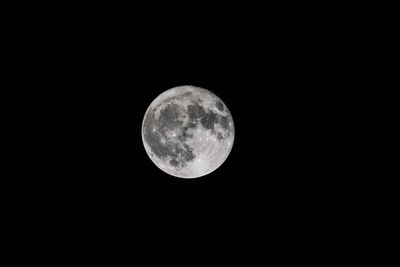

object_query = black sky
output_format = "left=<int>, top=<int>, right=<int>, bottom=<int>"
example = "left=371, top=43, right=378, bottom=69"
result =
left=11, top=4, right=351, bottom=265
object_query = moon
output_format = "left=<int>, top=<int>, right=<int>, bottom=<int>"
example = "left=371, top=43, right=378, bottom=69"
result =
left=142, top=85, right=235, bottom=179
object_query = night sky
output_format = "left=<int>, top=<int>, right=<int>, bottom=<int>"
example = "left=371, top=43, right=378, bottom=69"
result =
left=10, top=3, right=350, bottom=266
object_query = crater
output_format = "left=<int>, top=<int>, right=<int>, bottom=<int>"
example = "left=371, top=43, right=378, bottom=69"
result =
left=219, top=115, right=231, bottom=132
left=187, top=104, right=206, bottom=120
left=215, top=101, right=224, bottom=111
left=201, top=111, right=219, bottom=130
left=158, top=103, right=184, bottom=131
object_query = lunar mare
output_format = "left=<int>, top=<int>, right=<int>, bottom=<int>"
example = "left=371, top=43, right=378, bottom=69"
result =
left=142, top=85, right=234, bottom=178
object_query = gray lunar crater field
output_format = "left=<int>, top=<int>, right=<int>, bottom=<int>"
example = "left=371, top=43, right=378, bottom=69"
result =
left=142, top=85, right=235, bottom=178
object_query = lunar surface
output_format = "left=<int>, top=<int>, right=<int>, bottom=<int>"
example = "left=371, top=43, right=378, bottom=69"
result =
left=142, top=85, right=234, bottom=178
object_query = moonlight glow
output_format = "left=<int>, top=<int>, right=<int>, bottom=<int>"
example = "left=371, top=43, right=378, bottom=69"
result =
left=141, top=85, right=234, bottom=178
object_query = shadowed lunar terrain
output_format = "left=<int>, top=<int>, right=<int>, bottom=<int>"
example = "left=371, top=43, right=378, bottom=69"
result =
left=142, top=85, right=234, bottom=178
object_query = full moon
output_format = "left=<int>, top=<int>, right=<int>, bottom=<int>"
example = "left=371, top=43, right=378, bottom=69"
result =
left=142, top=85, right=235, bottom=178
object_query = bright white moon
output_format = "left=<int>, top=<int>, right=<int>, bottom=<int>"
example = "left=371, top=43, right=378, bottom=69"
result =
left=142, top=85, right=234, bottom=178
